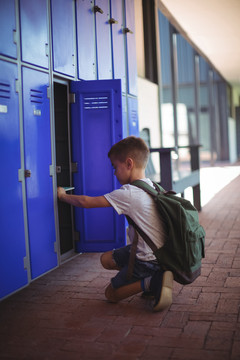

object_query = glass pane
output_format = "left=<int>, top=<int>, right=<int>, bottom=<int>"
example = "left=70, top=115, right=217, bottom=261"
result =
left=175, top=35, right=196, bottom=177
left=158, top=11, right=174, bottom=147
left=199, top=56, right=211, bottom=164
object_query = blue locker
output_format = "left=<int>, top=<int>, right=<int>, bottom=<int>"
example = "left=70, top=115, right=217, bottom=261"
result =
left=51, top=0, right=75, bottom=77
left=70, top=79, right=126, bottom=252
left=22, top=67, right=57, bottom=279
left=0, top=60, right=27, bottom=298
left=124, top=0, right=137, bottom=96
left=0, top=0, right=17, bottom=58
left=128, top=96, right=139, bottom=136
left=111, top=0, right=126, bottom=91
left=95, top=0, right=112, bottom=79
left=20, top=0, right=49, bottom=69
left=76, top=0, right=96, bottom=80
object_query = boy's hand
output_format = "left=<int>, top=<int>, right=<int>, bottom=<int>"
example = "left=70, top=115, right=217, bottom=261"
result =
left=57, top=187, right=66, bottom=200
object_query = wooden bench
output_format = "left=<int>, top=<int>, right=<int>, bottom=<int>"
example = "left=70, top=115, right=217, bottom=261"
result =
left=149, top=145, right=202, bottom=211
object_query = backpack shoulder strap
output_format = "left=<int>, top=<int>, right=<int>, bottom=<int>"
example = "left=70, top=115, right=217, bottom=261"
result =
left=131, top=179, right=160, bottom=197
left=131, top=179, right=176, bottom=197
left=126, top=216, right=158, bottom=253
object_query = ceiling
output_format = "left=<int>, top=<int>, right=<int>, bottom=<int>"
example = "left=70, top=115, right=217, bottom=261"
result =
left=159, top=0, right=240, bottom=99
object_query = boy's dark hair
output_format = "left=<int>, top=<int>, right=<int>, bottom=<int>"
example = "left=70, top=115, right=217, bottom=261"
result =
left=108, top=136, right=150, bottom=169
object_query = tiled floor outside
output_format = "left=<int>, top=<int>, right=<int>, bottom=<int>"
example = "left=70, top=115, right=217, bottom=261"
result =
left=0, top=163, right=240, bottom=360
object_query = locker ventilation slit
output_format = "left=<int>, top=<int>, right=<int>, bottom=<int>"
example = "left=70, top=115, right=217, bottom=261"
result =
left=83, top=96, right=109, bottom=110
left=30, top=89, right=44, bottom=104
left=0, top=82, right=11, bottom=99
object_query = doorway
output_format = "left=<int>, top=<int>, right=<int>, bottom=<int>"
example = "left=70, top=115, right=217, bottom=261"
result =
left=54, top=81, right=75, bottom=258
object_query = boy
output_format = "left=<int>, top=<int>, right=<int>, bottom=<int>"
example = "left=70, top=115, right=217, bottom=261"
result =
left=57, top=136, right=173, bottom=312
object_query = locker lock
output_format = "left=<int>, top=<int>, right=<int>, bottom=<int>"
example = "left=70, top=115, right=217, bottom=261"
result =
left=24, top=170, right=31, bottom=178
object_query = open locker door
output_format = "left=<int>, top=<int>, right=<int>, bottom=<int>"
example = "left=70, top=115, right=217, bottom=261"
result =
left=70, top=79, right=126, bottom=252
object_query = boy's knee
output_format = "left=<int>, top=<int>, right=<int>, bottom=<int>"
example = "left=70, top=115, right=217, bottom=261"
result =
left=100, top=251, right=118, bottom=270
left=100, top=252, right=110, bottom=269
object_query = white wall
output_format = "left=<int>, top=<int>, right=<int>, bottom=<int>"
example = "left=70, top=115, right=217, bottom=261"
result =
left=137, top=77, right=161, bottom=174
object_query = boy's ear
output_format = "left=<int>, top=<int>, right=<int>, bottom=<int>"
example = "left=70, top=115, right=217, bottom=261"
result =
left=126, top=157, right=134, bottom=169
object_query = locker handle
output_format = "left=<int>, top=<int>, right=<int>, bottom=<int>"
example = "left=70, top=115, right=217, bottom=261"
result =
left=109, top=18, right=118, bottom=25
left=94, top=5, right=103, bottom=14
left=123, top=27, right=133, bottom=34
left=45, top=43, right=49, bottom=57
left=24, top=170, right=31, bottom=178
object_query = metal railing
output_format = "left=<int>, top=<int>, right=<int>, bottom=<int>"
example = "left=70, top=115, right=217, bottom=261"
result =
left=149, top=145, right=201, bottom=210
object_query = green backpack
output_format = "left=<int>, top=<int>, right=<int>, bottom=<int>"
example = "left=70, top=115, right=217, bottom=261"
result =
left=129, top=180, right=205, bottom=285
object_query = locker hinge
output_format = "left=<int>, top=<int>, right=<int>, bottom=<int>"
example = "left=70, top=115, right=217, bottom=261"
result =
left=47, top=87, right=51, bottom=99
left=71, top=162, right=78, bottom=173
left=69, top=93, right=75, bottom=104
left=54, top=242, right=58, bottom=253
left=49, top=164, right=54, bottom=177
left=23, top=257, right=28, bottom=270
left=74, top=231, right=80, bottom=242
left=15, top=79, right=20, bottom=93
left=18, top=169, right=24, bottom=182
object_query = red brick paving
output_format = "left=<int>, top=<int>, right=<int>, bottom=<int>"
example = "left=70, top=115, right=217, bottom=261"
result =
left=0, top=174, right=240, bottom=359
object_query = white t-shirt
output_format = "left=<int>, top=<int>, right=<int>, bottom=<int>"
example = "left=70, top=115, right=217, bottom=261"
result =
left=104, top=178, right=166, bottom=261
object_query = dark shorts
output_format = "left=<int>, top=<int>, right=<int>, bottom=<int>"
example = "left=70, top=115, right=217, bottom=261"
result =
left=111, top=245, right=160, bottom=289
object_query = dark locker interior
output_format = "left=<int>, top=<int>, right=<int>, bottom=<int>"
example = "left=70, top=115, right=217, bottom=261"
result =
left=54, top=82, right=75, bottom=255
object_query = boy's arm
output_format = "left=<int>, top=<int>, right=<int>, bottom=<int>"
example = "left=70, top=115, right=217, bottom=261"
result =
left=57, top=187, right=111, bottom=208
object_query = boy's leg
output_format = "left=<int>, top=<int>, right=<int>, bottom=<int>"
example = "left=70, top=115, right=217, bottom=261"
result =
left=101, top=247, right=173, bottom=311
left=105, top=280, right=142, bottom=303
left=101, top=246, right=143, bottom=302
left=105, top=270, right=174, bottom=312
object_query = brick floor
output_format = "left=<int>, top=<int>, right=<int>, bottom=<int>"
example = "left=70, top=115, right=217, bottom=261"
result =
left=0, top=173, right=240, bottom=359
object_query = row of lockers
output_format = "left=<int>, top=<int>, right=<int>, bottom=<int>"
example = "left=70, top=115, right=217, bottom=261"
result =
left=0, top=0, right=139, bottom=300
left=0, top=56, right=139, bottom=299
left=0, top=61, right=57, bottom=298
left=0, top=0, right=137, bottom=96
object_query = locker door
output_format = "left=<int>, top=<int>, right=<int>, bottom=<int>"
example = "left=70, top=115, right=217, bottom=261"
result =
left=95, top=0, right=112, bottom=79
left=70, top=79, right=126, bottom=252
left=0, top=61, right=28, bottom=299
left=76, top=0, right=96, bottom=80
left=111, top=0, right=126, bottom=90
left=124, top=0, right=137, bottom=96
left=51, top=0, right=75, bottom=77
left=20, top=0, right=49, bottom=68
left=22, top=67, right=57, bottom=279
left=0, top=0, right=17, bottom=58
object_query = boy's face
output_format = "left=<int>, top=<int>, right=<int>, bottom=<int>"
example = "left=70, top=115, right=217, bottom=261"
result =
left=110, top=156, right=131, bottom=185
